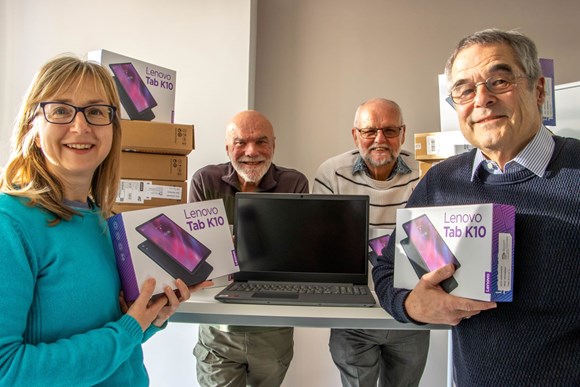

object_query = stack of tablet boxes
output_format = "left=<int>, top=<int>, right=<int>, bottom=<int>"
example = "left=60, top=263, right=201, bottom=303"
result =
left=114, top=120, right=194, bottom=213
left=87, top=51, right=241, bottom=300
left=413, top=131, right=473, bottom=177
left=88, top=50, right=194, bottom=213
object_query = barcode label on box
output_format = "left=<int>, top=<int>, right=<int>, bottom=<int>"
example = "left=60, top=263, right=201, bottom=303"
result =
left=426, top=135, right=440, bottom=155
left=116, top=180, right=182, bottom=204
left=497, top=233, right=513, bottom=291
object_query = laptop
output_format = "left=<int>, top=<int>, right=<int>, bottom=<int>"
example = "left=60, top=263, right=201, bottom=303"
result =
left=214, top=193, right=376, bottom=307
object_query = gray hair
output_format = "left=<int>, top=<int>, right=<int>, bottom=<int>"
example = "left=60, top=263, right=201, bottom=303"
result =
left=444, top=28, right=541, bottom=90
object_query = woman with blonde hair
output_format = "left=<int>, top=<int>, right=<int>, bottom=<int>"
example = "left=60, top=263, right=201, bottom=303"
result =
left=0, top=55, right=204, bottom=386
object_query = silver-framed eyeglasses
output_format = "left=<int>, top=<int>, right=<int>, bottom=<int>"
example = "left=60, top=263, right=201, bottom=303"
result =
left=356, top=125, right=405, bottom=139
left=38, top=102, right=116, bottom=126
left=449, top=74, right=528, bottom=105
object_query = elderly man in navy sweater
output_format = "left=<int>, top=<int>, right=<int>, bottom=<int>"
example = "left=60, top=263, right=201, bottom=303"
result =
left=373, top=28, right=580, bottom=386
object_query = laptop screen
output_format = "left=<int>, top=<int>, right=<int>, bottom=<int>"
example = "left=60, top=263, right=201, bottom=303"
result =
left=234, top=193, right=369, bottom=284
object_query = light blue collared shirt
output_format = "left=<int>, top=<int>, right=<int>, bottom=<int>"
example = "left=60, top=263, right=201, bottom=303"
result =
left=470, top=126, right=555, bottom=181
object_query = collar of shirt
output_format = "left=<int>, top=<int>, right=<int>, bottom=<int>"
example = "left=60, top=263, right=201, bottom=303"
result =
left=63, top=198, right=92, bottom=209
left=353, top=154, right=412, bottom=180
left=470, top=125, right=555, bottom=181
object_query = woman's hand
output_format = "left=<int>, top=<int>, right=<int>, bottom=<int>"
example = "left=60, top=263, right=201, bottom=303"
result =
left=150, top=279, right=213, bottom=327
left=125, top=278, right=169, bottom=331
left=123, top=278, right=213, bottom=331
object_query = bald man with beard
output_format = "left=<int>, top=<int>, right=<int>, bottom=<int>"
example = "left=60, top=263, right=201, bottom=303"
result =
left=189, top=110, right=308, bottom=387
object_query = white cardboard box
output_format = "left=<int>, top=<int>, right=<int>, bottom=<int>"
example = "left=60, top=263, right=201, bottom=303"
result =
left=108, top=200, right=237, bottom=301
left=394, top=203, right=515, bottom=301
left=438, top=73, right=460, bottom=132
left=414, top=130, right=473, bottom=160
left=88, top=49, right=176, bottom=123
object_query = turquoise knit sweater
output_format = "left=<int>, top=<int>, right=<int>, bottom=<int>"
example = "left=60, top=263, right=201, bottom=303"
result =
left=0, top=193, right=160, bottom=386
left=373, top=136, right=580, bottom=386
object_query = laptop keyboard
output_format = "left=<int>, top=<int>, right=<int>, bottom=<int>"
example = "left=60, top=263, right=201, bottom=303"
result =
left=229, top=282, right=369, bottom=295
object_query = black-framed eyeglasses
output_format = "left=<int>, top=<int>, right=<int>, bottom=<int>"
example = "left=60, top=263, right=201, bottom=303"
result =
left=38, top=102, right=116, bottom=126
left=449, top=74, right=528, bottom=105
left=356, top=125, right=405, bottom=139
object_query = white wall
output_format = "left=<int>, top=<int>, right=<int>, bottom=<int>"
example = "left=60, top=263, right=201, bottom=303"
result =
left=0, top=0, right=254, bottom=169
left=1, top=0, right=13, bottom=164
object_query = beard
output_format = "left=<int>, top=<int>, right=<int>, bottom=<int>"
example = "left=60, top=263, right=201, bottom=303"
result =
left=232, top=157, right=272, bottom=184
left=363, top=145, right=396, bottom=168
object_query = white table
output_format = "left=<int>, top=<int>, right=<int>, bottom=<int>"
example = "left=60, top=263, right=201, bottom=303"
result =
left=171, top=286, right=449, bottom=330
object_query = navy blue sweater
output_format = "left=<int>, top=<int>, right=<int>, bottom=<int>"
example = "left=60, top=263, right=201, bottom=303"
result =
left=373, top=136, right=580, bottom=386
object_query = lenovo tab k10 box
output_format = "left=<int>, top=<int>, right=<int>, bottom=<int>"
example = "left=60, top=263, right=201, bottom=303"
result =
left=88, top=49, right=176, bottom=123
left=394, top=203, right=515, bottom=301
left=108, top=200, right=237, bottom=301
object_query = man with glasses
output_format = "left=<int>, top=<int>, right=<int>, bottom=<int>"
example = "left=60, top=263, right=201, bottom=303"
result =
left=374, top=29, right=580, bottom=385
left=313, top=98, right=429, bottom=387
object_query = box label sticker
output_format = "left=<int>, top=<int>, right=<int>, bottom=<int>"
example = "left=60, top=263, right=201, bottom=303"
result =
left=426, top=135, right=440, bottom=155
left=148, top=185, right=182, bottom=200
left=497, top=233, right=513, bottom=291
left=116, top=180, right=152, bottom=204
left=116, top=180, right=182, bottom=203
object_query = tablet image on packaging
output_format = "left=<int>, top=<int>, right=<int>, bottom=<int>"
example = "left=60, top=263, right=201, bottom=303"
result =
left=402, top=214, right=461, bottom=271
left=400, top=237, right=429, bottom=277
left=136, top=214, right=211, bottom=274
left=138, top=239, right=213, bottom=284
left=402, top=214, right=460, bottom=292
left=400, top=237, right=458, bottom=293
left=368, top=234, right=390, bottom=256
left=109, top=62, right=157, bottom=120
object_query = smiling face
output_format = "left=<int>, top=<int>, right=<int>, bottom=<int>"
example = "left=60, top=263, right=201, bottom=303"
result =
left=225, top=110, right=275, bottom=190
left=352, top=99, right=406, bottom=180
left=450, top=43, right=545, bottom=167
left=32, top=78, right=113, bottom=197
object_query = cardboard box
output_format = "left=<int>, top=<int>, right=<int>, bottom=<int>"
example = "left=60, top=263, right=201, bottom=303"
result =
left=120, top=152, right=187, bottom=181
left=394, top=204, right=515, bottom=302
left=414, top=131, right=473, bottom=160
left=116, top=179, right=187, bottom=207
left=418, top=160, right=443, bottom=178
left=112, top=204, right=156, bottom=214
left=88, top=49, right=176, bottom=123
left=438, top=73, right=461, bottom=132
left=108, top=200, right=238, bottom=301
left=121, top=120, right=194, bottom=155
